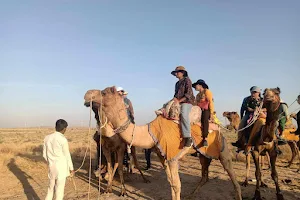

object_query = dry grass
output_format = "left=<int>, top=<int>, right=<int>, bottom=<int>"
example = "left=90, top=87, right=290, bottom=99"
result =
left=0, top=128, right=299, bottom=200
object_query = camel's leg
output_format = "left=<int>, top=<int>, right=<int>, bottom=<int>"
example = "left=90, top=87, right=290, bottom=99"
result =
left=220, top=145, right=242, bottom=200
left=264, top=152, right=271, bottom=170
left=191, top=154, right=211, bottom=195
left=131, top=147, right=150, bottom=183
left=269, top=149, right=284, bottom=200
left=242, top=154, right=251, bottom=187
left=168, top=161, right=181, bottom=200
left=296, top=142, right=300, bottom=172
left=251, top=150, right=263, bottom=200
left=117, top=145, right=127, bottom=196
left=111, top=159, right=119, bottom=178
left=287, top=141, right=296, bottom=168
left=286, top=141, right=300, bottom=170
left=103, top=147, right=113, bottom=193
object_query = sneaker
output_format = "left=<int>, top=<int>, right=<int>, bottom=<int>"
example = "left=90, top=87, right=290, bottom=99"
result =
left=190, top=152, right=198, bottom=157
left=231, top=141, right=241, bottom=148
left=291, top=130, right=300, bottom=135
left=184, top=137, right=193, bottom=147
left=277, top=136, right=287, bottom=145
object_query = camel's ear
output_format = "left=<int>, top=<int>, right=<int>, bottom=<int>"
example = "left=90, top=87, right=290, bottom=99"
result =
left=110, top=86, right=117, bottom=94
left=276, top=87, right=281, bottom=94
left=263, top=88, right=267, bottom=96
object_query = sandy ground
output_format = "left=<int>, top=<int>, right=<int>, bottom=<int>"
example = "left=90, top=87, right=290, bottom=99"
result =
left=0, top=128, right=300, bottom=200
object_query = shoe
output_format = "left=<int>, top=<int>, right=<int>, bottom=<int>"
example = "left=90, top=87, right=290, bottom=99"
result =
left=190, top=152, right=198, bottom=157
left=203, top=139, right=208, bottom=147
left=184, top=137, right=193, bottom=147
left=143, top=166, right=150, bottom=171
left=291, top=130, right=300, bottom=135
left=231, top=141, right=241, bottom=148
left=277, top=136, right=287, bottom=145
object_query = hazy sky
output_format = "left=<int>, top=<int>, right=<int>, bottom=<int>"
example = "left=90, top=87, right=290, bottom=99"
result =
left=0, top=1, right=299, bottom=128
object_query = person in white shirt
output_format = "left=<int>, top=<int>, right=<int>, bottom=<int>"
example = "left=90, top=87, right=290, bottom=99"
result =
left=43, top=119, right=74, bottom=200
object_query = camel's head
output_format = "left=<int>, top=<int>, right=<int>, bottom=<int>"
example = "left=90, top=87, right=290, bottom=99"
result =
left=83, top=86, right=129, bottom=129
left=84, top=89, right=102, bottom=107
left=263, top=87, right=281, bottom=103
left=222, top=111, right=239, bottom=120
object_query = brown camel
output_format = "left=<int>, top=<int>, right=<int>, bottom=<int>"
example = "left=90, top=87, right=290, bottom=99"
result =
left=223, top=111, right=240, bottom=131
left=239, top=87, right=285, bottom=200
left=91, top=105, right=149, bottom=196
left=84, top=87, right=242, bottom=200
left=223, top=111, right=271, bottom=187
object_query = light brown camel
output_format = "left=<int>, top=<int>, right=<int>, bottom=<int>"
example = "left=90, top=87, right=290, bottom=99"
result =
left=223, top=111, right=240, bottom=131
left=223, top=111, right=271, bottom=187
left=91, top=105, right=149, bottom=196
left=84, top=87, right=242, bottom=200
left=237, top=87, right=285, bottom=200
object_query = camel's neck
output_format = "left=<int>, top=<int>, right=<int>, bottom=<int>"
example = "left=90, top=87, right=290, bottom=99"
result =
left=118, top=123, right=155, bottom=149
left=265, top=101, right=280, bottom=124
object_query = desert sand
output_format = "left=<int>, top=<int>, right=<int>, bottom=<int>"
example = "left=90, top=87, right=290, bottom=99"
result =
left=0, top=127, right=299, bottom=200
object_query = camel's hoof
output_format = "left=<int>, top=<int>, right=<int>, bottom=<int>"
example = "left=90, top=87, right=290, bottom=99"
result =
left=241, top=180, right=249, bottom=187
left=252, top=190, right=263, bottom=200
left=276, top=193, right=284, bottom=200
left=120, top=190, right=127, bottom=197
left=260, top=182, right=268, bottom=188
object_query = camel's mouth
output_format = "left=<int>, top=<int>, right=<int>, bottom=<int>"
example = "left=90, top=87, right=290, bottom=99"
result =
left=84, top=101, right=100, bottom=108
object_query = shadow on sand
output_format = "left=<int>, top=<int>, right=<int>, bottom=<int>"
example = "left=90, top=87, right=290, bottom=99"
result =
left=7, top=158, right=41, bottom=200
left=13, top=150, right=300, bottom=200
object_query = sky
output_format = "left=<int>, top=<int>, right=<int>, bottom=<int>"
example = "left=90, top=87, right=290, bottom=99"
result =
left=0, top=0, right=299, bottom=128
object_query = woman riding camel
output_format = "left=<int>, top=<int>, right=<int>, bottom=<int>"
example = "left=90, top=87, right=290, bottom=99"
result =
left=192, top=79, right=214, bottom=147
left=171, top=66, right=195, bottom=147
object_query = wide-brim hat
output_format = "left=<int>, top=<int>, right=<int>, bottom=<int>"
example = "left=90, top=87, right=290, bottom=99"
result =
left=171, top=66, right=187, bottom=76
left=192, top=79, right=209, bottom=89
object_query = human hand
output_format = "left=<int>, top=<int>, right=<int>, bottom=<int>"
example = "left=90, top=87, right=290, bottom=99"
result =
left=290, top=113, right=296, bottom=118
left=247, top=107, right=254, bottom=112
left=70, top=170, right=75, bottom=177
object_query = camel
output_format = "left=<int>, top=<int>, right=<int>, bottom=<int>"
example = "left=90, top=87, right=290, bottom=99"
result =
left=84, top=87, right=242, bottom=200
left=91, top=105, right=149, bottom=196
left=223, top=111, right=271, bottom=186
left=237, top=87, right=285, bottom=200
left=223, top=111, right=240, bottom=131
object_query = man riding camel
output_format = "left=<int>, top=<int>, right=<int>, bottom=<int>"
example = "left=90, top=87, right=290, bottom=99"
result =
left=171, top=66, right=195, bottom=147
left=232, top=86, right=262, bottom=150
left=291, top=95, right=300, bottom=135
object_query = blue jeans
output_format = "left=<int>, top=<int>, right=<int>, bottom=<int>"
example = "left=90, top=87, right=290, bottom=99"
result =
left=180, top=103, right=193, bottom=138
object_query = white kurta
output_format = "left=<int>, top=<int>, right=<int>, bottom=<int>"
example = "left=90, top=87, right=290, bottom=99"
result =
left=43, top=132, right=74, bottom=180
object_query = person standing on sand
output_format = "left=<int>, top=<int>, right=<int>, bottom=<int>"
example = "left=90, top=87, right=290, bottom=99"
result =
left=43, top=119, right=74, bottom=200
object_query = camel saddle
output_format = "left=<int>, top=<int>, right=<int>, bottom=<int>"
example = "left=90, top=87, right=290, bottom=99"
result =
left=155, top=100, right=219, bottom=131
left=149, top=116, right=225, bottom=161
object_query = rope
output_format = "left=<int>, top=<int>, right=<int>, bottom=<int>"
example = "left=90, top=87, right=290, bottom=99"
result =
left=88, top=100, right=93, bottom=199
left=235, top=101, right=263, bottom=133
left=129, top=124, right=136, bottom=149
left=98, top=97, right=103, bottom=199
